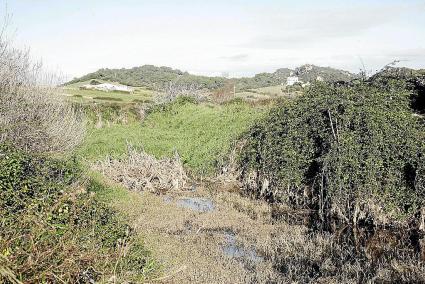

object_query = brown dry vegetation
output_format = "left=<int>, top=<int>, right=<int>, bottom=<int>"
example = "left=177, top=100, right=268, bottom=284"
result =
left=92, top=134, right=425, bottom=283
left=101, top=178, right=281, bottom=283
left=101, top=175, right=425, bottom=283
left=0, top=22, right=85, bottom=154
left=93, top=145, right=189, bottom=193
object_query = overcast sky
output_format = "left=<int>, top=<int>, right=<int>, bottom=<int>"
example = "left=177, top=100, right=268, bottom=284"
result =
left=3, top=0, right=425, bottom=79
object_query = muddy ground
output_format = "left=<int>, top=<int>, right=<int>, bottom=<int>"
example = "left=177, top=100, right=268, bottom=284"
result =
left=108, top=181, right=293, bottom=283
left=106, top=179, right=425, bottom=284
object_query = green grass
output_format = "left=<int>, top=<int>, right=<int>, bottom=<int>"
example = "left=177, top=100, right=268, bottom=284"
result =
left=62, top=80, right=155, bottom=104
left=235, top=91, right=270, bottom=101
left=78, top=100, right=264, bottom=175
left=252, top=85, right=284, bottom=96
left=64, top=88, right=154, bottom=103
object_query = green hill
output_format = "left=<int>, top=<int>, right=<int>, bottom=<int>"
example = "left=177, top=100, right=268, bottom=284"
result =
left=66, top=64, right=356, bottom=91
left=294, top=64, right=355, bottom=82
left=66, top=65, right=227, bottom=90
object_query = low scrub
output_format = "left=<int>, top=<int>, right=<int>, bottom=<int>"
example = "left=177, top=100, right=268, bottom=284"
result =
left=94, top=96, right=124, bottom=101
left=154, top=82, right=208, bottom=104
left=0, top=145, right=154, bottom=283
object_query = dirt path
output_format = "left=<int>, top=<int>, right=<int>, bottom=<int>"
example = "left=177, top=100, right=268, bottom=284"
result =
left=109, top=182, right=292, bottom=283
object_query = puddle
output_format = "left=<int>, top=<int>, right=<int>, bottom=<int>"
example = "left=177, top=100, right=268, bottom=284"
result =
left=223, top=232, right=263, bottom=263
left=176, top=197, right=215, bottom=212
left=163, top=196, right=173, bottom=204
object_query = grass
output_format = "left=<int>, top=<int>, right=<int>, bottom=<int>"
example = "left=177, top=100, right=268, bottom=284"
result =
left=78, top=100, right=265, bottom=175
left=235, top=91, right=271, bottom=101
left=235, top=85, right=288, bottom=101
left=252, top=85, right=284, bottom=96
left=87, top=172, right=162, bottom=279
left=64, top=88, right=154, bottom=104
left=62, top=80, right=155, bottom=104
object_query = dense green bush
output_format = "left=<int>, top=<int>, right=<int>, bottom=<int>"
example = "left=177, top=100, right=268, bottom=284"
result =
left=238, top=79, right=424, bottom=225
left=0, top=145, right=151, bottom=283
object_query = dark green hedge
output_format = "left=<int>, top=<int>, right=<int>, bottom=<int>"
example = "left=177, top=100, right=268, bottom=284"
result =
left=238, top=79, right=425, bottom=224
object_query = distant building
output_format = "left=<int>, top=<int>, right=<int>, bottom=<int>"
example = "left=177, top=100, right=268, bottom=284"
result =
left=81, top=83, right=133, bottom=93
left=286, top=76, right=300, bottom=86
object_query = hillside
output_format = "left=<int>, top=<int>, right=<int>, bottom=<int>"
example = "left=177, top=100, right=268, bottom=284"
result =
left=293, top=64, right=355, bottom=82
left=66, top=65, right=227, bottom=90
left=66, top=64, right=356, bottom=91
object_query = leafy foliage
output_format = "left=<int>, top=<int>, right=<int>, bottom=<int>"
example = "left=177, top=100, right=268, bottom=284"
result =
left=294, top=64, right=355, bottom=83
left=0, top=145, right=153, bottom=283
left=238, top=79, right=425, bottom=224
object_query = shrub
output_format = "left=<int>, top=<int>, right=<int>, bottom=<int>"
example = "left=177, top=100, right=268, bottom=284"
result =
left=154, top=82, right=208, bottom=104
left=238, top=80, right=425, bottom=226
left=0, top=29, right=85, bottom=154
left=89, top=79, right=102, bottom=85
left=0, top=145, right=152, bottom=283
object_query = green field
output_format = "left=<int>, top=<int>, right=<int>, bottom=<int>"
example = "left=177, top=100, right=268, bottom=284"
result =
left=62, top=80, right=156, bottom=104
left=78, top=99, right=265, bottom=175
left=253, top=85, right=285, bottom=96
left=235, top=85, right=288, bottom=101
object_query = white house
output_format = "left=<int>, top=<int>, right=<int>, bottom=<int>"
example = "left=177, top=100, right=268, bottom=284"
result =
left=286, top=76, right=300, bottom=86
left=81, top=83, right=133, bottom=93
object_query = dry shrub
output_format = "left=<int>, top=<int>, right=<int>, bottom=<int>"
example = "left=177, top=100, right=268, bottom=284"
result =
left=0, top=23, right=85, bottom=153
left=265, top=226, right=425, bottom=283
left=211, top=81, right=236, bottom=103
left=155, top=81, right=208, bottom=104
left=94, top=145, right=189, bottom=193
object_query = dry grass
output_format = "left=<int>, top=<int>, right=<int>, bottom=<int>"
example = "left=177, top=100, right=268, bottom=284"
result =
left=101, top=176, right=285, bottom=283
left=97, top=169, right=425, bottom=283
left=0, top=255, right=22, bottom=284
left=93, top=145, right=189, bottom=193
left=154, top=82, right=208, bottom=104
left=0, top=21, right=85, bottom=154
